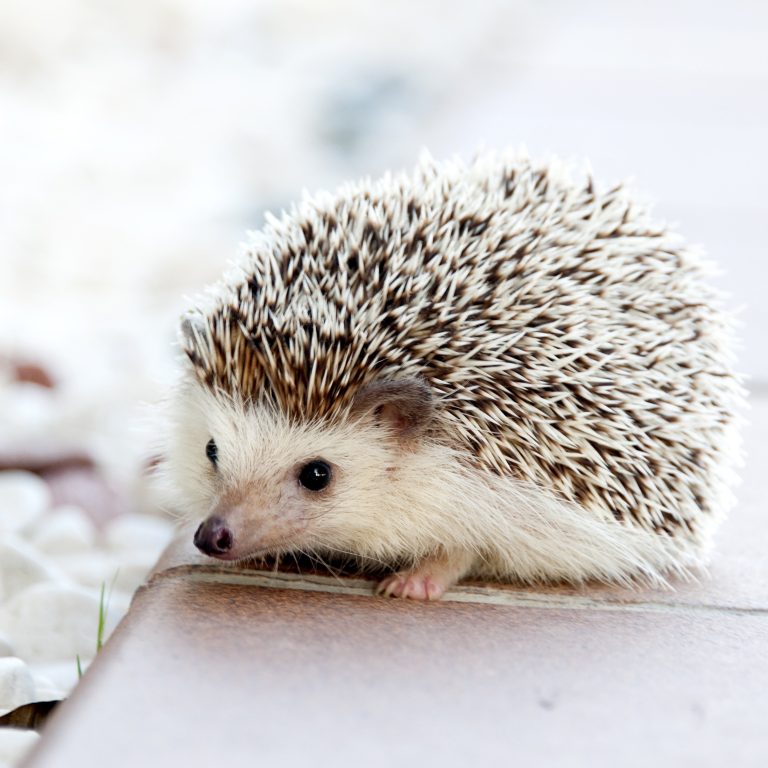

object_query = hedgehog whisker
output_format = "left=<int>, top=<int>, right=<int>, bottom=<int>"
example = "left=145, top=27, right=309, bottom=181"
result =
left=300, top=545, right=351, bottom=588
left=306, top=542, right=394, bottom=571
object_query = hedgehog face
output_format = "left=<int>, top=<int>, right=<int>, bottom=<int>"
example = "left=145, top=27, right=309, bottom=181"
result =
left=167, top=377, right=443, bottom=564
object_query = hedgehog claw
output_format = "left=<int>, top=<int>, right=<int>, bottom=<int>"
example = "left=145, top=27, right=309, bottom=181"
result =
left=377, top=570, right=447, bottom=601
left=377, top=551, right=477, bottom=600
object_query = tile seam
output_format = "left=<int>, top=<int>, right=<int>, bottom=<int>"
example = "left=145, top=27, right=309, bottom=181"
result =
left=144, top=564, right=768, bottom=616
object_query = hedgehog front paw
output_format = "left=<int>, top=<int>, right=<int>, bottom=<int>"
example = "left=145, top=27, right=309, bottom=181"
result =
left=377, top=571, right=447, bottom=601
left=376, top=551, right=476, bottom=601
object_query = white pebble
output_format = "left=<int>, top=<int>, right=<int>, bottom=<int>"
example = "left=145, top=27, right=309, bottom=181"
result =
left=52, top=550, right=122, bottom=591
left=29, top=505, right=96, bottom=555
left=112, top=549, right=163, bottom=594
left=0, top=657, right=36, bottom=715
left=0, top=727, right=39, bottom=764
left=27, top=660, right=86, bottom=699
left=0, top=537, right=70, bottom=603
left=29, top=672, right=64, bottom=703
left=0, top=382, right=58, bottom=437
left=0, top=583, right=108, bottom=663
left=0, top=634, right=13, bottom=658
left=104, top=513, right=175, bottom=555
left=0, top=471, right=51, bottom=534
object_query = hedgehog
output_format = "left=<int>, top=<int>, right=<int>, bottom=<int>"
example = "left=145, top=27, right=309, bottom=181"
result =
left=164, top=151, right=744, bottom=600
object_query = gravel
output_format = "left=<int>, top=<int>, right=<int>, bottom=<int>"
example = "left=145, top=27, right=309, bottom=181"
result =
left=0, top=470, right=174, bottom=714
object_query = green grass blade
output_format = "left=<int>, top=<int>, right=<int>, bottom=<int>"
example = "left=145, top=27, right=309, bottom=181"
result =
left=96, top=582, right=106, bottom=653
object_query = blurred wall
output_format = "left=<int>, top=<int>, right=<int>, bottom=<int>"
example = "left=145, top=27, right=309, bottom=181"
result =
left=0, top=0, right=765, bottom=476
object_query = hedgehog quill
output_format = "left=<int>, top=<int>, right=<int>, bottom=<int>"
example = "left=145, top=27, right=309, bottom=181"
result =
left=164, top=151, right=744, bottom=600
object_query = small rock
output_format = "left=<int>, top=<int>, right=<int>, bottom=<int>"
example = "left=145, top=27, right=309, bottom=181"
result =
left=51, top=551, right=121, bottom=590
left=0, top=583, right=112, bottom=663
left=0, top=449, right=93, bottom=475
left=0, top=471, right=51, bottom=534
left=29, top=505, right=96, bottom=554
left=0, top=727, right=39, bottom=764
left=0, top=384, right=59, bottom=439
left=112, top=549, right=164, bottom=594
left=27, top=660, right=87, bottom=699
left=0, top=536, right=70, bottom=603
left=29, top=672, right=64, bottom=703
left=0, top=658, right=36, bottom=715
left=0, top=634, right=13, bottom=658
left=104, top=513, right=175, bottom=555
left=42, top=466, right=124, bottom=527
left=11, top=361, right=56, bottom=389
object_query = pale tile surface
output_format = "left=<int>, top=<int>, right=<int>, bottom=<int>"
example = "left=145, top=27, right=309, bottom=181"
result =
left=20, top=577, right=768, bottom=768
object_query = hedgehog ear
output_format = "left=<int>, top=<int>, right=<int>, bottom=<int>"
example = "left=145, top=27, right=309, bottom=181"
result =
left=350, top=378, right=434, bottom=441
left=179, top=313, right=207, bottom=361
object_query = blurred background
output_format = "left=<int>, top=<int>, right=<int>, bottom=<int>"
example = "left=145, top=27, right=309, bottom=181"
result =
left=1, top=0, right=766, bottom=490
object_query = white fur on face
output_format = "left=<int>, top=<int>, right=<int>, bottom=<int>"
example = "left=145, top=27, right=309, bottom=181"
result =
left=163, top=378, right=454, bottom=564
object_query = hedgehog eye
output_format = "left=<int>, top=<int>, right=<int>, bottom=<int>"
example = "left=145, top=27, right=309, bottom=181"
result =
left=205, top=438, right=218, bottom=467
left=298, top=460, right=332, bottom=492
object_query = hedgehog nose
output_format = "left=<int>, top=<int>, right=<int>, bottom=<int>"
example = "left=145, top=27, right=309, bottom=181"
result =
left=194, top=515, right=234, bottom=556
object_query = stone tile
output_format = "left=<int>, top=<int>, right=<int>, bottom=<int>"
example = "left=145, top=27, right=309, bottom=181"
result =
left=21, top=573, right=768, bottom=768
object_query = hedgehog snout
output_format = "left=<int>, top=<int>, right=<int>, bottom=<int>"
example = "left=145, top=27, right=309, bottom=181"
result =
left=194, top=515, right=235, bottom=557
